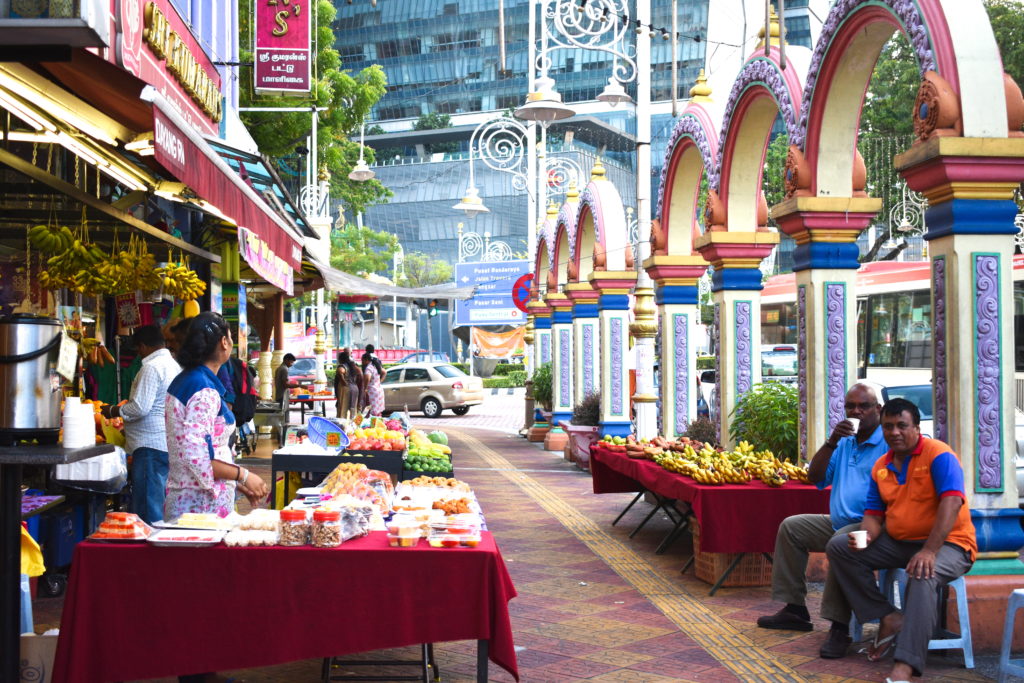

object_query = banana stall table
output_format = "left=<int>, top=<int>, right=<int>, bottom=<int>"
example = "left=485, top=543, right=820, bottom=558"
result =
left=590, top=442, right=830, bottom=594
left=52, top=531, right=519, bottom=682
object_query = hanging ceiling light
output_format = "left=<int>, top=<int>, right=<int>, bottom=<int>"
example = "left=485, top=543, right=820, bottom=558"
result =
left=514, top=75, right=575, bottom=124
left=348, top=123, right=375, bottom=181
left=596, top=76, right=632, bottom=106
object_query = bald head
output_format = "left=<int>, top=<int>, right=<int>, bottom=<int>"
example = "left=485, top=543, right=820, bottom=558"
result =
left=844, top=383, right=882, bottom=435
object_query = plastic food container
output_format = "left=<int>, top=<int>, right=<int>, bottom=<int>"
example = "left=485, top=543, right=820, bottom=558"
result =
left=386, top=532, right=419, bottom=547
left=427, top=530, right=481, bottom=548
left=311, top=509, right=342, bottom=548
left=279, top=509, right=310, bottom=546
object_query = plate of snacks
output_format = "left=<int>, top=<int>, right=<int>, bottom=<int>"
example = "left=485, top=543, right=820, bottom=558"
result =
left=88, top=512, right=153, bottom=541
left=147, top=529, right=225, bottom=547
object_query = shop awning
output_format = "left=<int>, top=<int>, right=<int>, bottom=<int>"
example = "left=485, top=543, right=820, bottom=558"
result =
left=306, top=256, right=476, bottom=300
left=143, top=88, right=304, bottom=275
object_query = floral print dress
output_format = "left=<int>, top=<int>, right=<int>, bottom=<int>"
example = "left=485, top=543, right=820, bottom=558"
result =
left=163, top=365, right=237, bottom=521
left=364, top=363, right=384, bottom=416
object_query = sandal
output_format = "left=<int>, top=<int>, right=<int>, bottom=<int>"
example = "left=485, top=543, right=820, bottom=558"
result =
left=885, top=679, right=911, bottom=683
left=858, top=631, right=897, bottom=662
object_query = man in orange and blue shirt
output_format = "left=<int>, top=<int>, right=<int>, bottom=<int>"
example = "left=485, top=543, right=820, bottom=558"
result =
left=826, top=397, right=976, bottom=682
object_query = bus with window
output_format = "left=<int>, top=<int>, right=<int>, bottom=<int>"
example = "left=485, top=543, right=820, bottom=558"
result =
left=759, top=254, right=1024, bottom=406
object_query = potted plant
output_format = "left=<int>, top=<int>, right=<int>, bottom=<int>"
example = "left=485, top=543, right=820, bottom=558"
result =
left=729, top=382, right=799, bottom=462
left=531, top=362, right=553, bottom=414
left=561, top=391, right=602, bottom=471
left=527, top=362, right=554, bottom=442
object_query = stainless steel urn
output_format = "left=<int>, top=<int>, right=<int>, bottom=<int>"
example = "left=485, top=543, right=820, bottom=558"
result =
left=0, top=315, right=63, bottom=445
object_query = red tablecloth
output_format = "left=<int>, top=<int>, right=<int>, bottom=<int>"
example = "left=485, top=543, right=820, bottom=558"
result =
left=52, top=531, right=518, bottom=682
left=590, top=443, right=830, bottom=553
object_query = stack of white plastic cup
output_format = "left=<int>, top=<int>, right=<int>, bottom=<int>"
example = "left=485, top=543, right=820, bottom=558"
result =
left=62, top=399, right=95, bottom=449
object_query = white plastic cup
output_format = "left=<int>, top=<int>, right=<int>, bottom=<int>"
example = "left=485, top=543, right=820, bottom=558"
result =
left=63, top=396, right=80, bottom=411
left=850, top=529, right=868, bottom=549
left=847, top=417, right=860, bottom=433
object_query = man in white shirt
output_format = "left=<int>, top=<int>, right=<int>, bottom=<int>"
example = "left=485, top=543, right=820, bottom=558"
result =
left=101, top=325, right=180, bottom=523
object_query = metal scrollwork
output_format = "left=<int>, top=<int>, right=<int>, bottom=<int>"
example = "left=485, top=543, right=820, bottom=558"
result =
left=473, top=116, right=530, bottom=193
left=542, top=0, right=637, bottom=86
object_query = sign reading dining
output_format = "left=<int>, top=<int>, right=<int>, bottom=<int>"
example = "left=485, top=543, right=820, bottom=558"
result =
left=254, top=0, right=311, bottom=94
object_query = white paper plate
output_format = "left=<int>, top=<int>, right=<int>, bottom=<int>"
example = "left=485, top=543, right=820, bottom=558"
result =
left=295, top=487, right=324, bottom=496
left=146, top=529, right=226, bottom=547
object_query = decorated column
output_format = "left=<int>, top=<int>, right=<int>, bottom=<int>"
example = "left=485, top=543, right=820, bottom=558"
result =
left=773, top=196, right=880, bottom=461
left=526, top=297, right=553, bottom=442
left=897, top=135, right=1024, bottom=559
left=522, top=313, right=535, bottom=434
left=645, top=256, right=708, bottom=439
left=566, top=282, right=600, bottom=406
left=545, top=291, right=573, bottom=450
left=590, top=271, right=637, bottom=437
left=694, top=232, right=778, bottom=448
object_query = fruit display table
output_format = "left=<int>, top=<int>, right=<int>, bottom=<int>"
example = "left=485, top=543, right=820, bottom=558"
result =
left=271, top=448, right=405, bottom=506
left=52, top=532, right=519, bottom=683
left=289, top=394, right=334, bottom=421
left=590, top=443, right=830, bottom=593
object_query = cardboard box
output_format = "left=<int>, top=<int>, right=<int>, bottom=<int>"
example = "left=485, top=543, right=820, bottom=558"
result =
left=20, top=633, right=58, bottom=683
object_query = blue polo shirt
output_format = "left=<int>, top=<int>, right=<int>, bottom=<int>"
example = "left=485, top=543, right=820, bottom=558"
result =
left=817, top=424, right=888, bottom=530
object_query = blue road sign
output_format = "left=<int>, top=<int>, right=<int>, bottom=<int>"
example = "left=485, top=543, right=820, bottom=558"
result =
left=454, top=260, right=531, bottom=327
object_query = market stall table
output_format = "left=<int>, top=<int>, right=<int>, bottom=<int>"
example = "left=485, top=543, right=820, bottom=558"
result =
left=52, top=531, right=518, bottom=683
left=290, top=394, right=334, bottom=421
left=0, top=444, right=113, bottom=683
left=590, top=443, right=830, bottom=592
left=271, top=447, right=406, bottom=507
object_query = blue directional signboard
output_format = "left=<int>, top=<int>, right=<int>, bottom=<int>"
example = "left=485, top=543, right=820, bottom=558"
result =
left=454, top=260, right=531, bottom=327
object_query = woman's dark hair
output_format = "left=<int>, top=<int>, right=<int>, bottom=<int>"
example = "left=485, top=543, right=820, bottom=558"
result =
left=338, top=350, right=350, bottom=364
left=362, top=351, right=384, bottom=376
left=176, top=312, right=230, bottom=368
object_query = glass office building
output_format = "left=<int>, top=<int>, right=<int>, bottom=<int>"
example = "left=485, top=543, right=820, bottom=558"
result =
left=332, top=1, right=710, bottom=268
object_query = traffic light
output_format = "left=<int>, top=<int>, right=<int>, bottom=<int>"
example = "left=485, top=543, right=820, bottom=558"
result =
left=428, top=299, right=438, bottom=317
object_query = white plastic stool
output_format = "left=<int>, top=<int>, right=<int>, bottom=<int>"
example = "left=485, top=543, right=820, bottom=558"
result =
left=997, top=588, right=1024, bottom=683
left=889, top=569, right=974, bottom=669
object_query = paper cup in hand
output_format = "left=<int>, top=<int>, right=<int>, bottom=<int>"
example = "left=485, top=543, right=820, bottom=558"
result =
left=850, top=530, right=868, bottom=549
left=847, top=417, right=860, bottom=433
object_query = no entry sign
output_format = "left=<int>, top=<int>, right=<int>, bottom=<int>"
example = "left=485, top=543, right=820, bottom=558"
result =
left=512, top=273, right=534, bottom=313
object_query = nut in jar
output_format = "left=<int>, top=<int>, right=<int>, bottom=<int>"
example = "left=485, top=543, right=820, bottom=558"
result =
left=279, top=508, right=310, bottom=546
left=311, top=509, right=342, bottom=548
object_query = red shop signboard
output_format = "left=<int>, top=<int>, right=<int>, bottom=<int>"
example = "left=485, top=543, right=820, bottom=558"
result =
left=116, top=0, right=223, bottom=136
left=254, top=0, right=311, bottom=94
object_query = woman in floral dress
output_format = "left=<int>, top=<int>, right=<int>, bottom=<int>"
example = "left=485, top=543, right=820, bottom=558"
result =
left=361, top=352, right=385, bottom=416
left=164, top=313, right=268, bottom=520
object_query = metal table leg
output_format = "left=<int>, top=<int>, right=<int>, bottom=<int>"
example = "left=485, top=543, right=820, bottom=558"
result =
left=628, top=494, right=679, bottom=539
left=1, top=463, right=23, bottom=683
left=708, top=552, right=747, bottom=596
left=476, top=639, right=489, bottom=682
left=612, top=489, right=645, bottom=526
left=655, top=515, right=689, bottom=555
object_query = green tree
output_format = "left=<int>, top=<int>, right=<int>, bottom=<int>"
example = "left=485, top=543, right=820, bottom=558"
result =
left=238, top=0, right=391, bottom=215
left=762, top=131, right=789, bottom=216
left=414, top=112, right=459, bottom=154
left=396, top=252, right=453, bottom=288
left=987, top=0, right=1024, bottom=86
left=329, top=224, right=399, bottom=275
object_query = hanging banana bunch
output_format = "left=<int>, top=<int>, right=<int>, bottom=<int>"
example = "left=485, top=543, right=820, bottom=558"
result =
left=27, top=223, right=74, bottom=254
left=155, top=251, right=206, bottom=301
left=79, top=337, right=115, bottom=368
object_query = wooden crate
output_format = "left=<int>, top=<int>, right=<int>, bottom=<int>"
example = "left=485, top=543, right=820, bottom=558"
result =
left=692, top=520, right=772, bottom=587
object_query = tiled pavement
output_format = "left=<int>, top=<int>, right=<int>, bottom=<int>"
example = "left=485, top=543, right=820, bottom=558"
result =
left=34, top=424, right=1003, bottom=681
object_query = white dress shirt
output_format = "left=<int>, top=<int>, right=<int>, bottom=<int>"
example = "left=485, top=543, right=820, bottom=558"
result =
left=119, top=348, right=180, bottom=454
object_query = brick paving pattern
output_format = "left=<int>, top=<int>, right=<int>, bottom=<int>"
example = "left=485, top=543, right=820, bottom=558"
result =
left=31, top=420, right=1001, bottom=681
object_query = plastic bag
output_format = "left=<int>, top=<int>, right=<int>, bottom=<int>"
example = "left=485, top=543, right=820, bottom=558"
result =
left=53, top=446, right=127, bottom=494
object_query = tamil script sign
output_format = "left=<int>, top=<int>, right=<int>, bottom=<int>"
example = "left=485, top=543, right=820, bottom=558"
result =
left=254, top=0, right=311, bottom=94
left=454, top=260, right=531, bottom=327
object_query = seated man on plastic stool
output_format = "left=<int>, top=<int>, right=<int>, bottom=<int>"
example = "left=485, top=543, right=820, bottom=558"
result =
left=757, top=382, right=887, bottom=659
left=826, top=398, right=976, bottom=683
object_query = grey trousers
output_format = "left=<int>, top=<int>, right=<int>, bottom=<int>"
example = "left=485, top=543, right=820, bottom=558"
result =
left=825, top=530, right=972, bottom=676
left=771, top=514, right=859, bottom=623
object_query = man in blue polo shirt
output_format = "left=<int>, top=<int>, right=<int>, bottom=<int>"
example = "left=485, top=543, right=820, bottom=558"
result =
left=757, top=382, right=888, bottom=659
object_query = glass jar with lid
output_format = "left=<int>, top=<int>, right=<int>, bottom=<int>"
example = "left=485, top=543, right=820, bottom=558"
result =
left=311, top=509, right=342, bottom=548
left=279, top=508, right=310, bottom=546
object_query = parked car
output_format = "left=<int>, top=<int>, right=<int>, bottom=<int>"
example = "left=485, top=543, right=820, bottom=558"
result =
left=381, top=362, right=484, bottom=417
left=287, top=357, right=317, bottom=383
left=397, top=351, right=451, bottom=364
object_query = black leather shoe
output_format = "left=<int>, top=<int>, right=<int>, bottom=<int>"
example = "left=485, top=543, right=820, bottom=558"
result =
left=756, top=608, right=813, bottom=631
left=819, top=627, right=852, bottom=658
